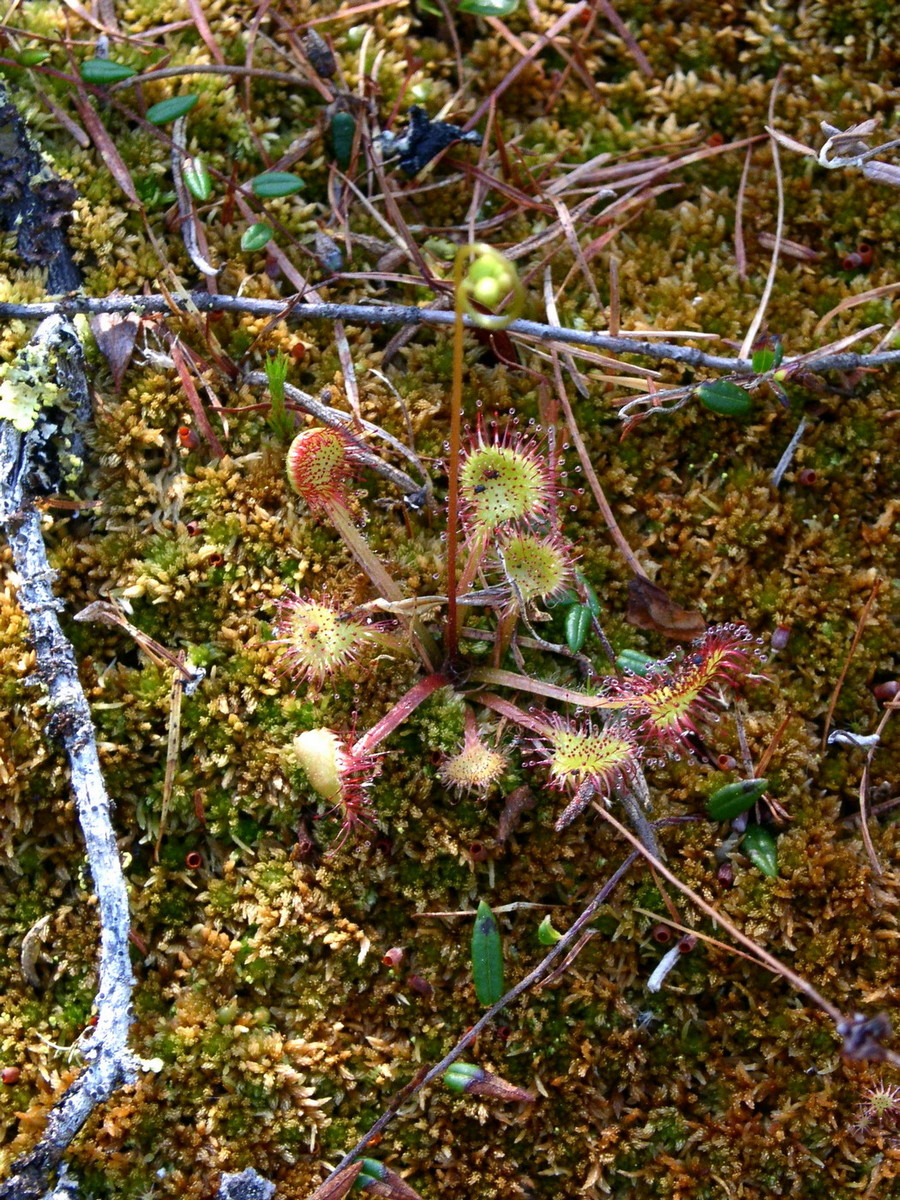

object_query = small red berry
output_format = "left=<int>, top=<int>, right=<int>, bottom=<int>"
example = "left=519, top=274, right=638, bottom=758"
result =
left=1, top=1067, right=21, bottom=1085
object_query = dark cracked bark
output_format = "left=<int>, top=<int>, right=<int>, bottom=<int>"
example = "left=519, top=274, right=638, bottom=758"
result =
left=0, top=81, right=81, bottom=294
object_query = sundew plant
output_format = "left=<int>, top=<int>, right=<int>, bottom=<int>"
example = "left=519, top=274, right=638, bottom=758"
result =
left=0, top=3, right=898, bottom=1199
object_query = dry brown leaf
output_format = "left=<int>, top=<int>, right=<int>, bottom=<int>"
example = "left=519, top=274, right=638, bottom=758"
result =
left=90, top=304, right=140, bottom=392
left=625, top=577, right=706, bottom=640
left=304, top=1162, right=363, bottom=1200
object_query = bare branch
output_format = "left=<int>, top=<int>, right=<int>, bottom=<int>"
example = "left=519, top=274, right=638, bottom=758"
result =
left=0, top=318, right=136, bottom=1200
left=4, top=294, right=900, bottom=379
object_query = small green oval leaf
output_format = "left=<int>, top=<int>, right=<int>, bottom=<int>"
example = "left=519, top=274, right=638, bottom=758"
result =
left=615, top=648, right=658, bottom=678
left=146, top=93, right=198, bottom=124
left=575, top=570, right=601, bottom=616
left=240, top=222, right=274, bottom=252
left=250, top=171, right=305, bottom=198
left=564, top=604, right=591, bottom=653
left=18, top=49, right=51, bottom=66
left=331, top=110, right=356, bottom=171
left=743, top=825, right=778, bottom=877
left=182, top=156, right=211, bottom=201
left=537, top=915, right=562, bottom=946
left=80, top=58, right=137, bottom=83
left=751, top=347, right=776, bottom=373
left=697, top=379, right=753, bottom=416
left=443, top=1062, right=480, bottom=1092
left=459, top=0, right=520, bottom=14
left=707, top=778, right=769, bottom=821
left=471, top=900, right=504, bottom=1007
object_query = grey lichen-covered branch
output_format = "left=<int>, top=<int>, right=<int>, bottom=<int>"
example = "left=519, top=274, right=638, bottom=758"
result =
left=3, top=295, right=900, bottom=376
left=0, top=318, right=135, bottom=1200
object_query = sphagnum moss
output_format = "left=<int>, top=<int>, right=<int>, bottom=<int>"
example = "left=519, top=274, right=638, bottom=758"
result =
left=1, top=1, right=899, bottom=1198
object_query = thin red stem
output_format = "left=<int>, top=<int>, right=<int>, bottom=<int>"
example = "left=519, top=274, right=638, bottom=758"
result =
left=352, top=673, right=450, bottom=759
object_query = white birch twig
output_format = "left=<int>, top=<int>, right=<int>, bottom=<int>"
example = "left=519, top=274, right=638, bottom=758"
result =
left=0, top=318, right=136, bottom=1200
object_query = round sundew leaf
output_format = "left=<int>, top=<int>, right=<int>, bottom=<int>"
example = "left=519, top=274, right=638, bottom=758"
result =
left=697, top=379, right=753, bottom=416
left=742, top=824, right=778, bottom=876
left=80, top=58, right=137, bottom=83
left=707, top=777, right=769, bottom=821
left=240, top=222, right=274, bottom=252
left=250, top=171, right=305, bottom=197
left=146, top=94, right=199, bottom=124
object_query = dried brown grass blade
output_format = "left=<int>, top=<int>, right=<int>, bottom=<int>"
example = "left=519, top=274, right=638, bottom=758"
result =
left=185, top=0, right=225, bottom=63
left=72, top=94, right=141, bottom=205
left=170, top=339, right=226, bottom=458
left=304, top=1161, right=364, bottom=1200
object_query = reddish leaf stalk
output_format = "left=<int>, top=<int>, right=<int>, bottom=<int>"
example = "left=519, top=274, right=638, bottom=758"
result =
left=352, top=674, right=450, bottom=760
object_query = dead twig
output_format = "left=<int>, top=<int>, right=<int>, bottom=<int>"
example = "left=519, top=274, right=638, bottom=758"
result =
left=0, top=318, right=136, bottom=1200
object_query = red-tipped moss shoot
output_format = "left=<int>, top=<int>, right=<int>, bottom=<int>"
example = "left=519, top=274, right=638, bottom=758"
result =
left=602, top=623, right=764, bottom=754
left=272, top=594, right=386, bottom=685
left=439, top=708, right=507, bottom=796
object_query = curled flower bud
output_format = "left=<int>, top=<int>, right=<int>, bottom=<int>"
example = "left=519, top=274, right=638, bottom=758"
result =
left=455, top=243, right=524, bottom=331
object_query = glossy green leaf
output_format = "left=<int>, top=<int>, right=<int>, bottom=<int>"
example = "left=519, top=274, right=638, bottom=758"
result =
left=80, top=58, right=137, bottom=83
left=17, top=49, right=51, bottom=66
left=575, top=571, right=602, bottom=617
left=564, top=604, right=591, bottom=653
left=146, top=94, right=198, bottom=124
left=250, top=171, right=305, bottom=197
left=707, top=778, right=769, bottom=821
left=443, top=1062, right=481, bottom=1092
left=459, top=0, right=520, bottom=14
left=331, top=111, right=356, bottom=171
left=182, top=156, right=211, bottom=202
left=697, top=379, right=753, bottom=416
left=743, top=825, right=778, bottom=877
left=240, top=223, right=274, bottom=252
left=751, top=347, right=776, bottom=373
left=471, top=900, right=504, bottom=1006
left=615, top=648, right=658, bottom=678
left=537, top=915, right=562, bottom=946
